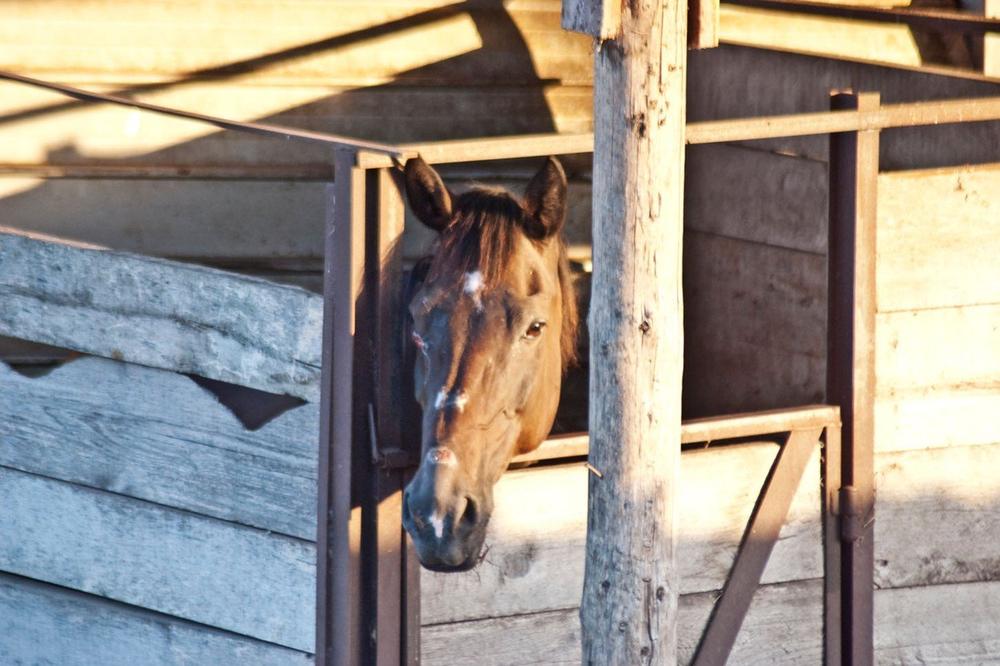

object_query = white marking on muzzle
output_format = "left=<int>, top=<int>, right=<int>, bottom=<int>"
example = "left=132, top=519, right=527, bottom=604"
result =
left=430, top=511, right=445, bottom=539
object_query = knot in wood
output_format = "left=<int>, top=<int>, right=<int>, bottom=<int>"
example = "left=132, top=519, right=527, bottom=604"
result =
left=639, top=319, right=651, bottom=334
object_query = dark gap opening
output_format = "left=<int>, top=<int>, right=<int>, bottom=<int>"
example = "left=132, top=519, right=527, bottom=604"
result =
left=186, top=374, right=306, bottom=431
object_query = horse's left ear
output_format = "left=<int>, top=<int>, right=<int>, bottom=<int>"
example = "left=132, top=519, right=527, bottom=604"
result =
left=523, top=156, right=567, bottom=239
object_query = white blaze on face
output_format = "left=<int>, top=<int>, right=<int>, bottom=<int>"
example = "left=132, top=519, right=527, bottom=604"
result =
left=463, top=270, right=484, bottom=310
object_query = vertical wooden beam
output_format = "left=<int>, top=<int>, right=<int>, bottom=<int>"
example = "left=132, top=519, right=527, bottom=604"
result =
left=563, top=0, right=623, bottom=39
left=689, top=0, right=720, bottom=49
left=317, top=148, right=366, bottom=666
left=828, top=91, right=879, bottom=666
left=985, top=0, right=1000, bottom=78
left=580, top=0, right=688, bottom=663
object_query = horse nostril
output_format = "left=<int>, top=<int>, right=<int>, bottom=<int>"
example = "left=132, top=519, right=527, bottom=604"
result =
left=460, top=496, right=479, bottom=528
left=403, top=492, right=424, bottom=531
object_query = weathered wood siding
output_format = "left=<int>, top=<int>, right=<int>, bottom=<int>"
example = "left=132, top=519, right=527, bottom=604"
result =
left=0, top=229, right=323, bottom=399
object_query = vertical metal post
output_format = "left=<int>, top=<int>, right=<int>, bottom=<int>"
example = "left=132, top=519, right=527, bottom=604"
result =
left=317, top=147, right=367, bottom=666
left=822, top=420, right=843, bottom=666
left=369, top=165, right=421, bottom=665
left=828, top=91, right=879, bottom=666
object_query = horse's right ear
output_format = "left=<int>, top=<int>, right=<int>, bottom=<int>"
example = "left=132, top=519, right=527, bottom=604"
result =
left=404, top=156, right=452, bottom=231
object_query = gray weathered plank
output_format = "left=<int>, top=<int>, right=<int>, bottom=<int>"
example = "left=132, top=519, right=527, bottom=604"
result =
left=0, top=229, right=323, bottom=399
left=0, top=357, right=319, bottom=539
left=0, top=465, right=315, bottom=651
left=0, top=573, right=312, bottom=665
left=422, top=443, right=823, bottom=625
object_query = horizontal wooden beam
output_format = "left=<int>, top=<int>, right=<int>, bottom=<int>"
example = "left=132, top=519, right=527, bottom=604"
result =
left=511, top=404, right=840, bottom=463
left=0, top=227, right=323, bottom=399
left=725, top=0, right=1000, bottom=33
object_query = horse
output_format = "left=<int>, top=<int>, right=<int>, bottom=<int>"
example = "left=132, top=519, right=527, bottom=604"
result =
left=400, top=155, right=579, bottom=572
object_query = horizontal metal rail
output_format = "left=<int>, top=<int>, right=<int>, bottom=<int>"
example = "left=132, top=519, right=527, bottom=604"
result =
left=5, top=68, right=1000, bottom=168
left=511, top=404, right=841, bottom=463
left=724, top=0, right=1000, bottom=33
left=361, top=96, right=1000, bottom=166
left=0, top=70, right=405, bottom=158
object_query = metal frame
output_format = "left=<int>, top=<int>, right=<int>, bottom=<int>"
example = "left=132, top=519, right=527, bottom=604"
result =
left=5, top=69, right=1000, bottom=665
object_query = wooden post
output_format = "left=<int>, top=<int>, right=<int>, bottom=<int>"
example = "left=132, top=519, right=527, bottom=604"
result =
left=986, top=0, right=1000, bottom=78
left=567, top=0, right=688, bottom=663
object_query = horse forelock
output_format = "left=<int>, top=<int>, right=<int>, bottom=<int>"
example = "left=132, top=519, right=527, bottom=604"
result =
left=421, top=187, right=579, bottom=371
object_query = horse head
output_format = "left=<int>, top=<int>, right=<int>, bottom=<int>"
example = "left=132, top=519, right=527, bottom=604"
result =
left=401, top=155, right=578, bottom=571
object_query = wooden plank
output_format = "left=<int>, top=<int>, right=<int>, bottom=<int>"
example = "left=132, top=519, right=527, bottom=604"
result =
left=0, top=81, right=593, bottom=167
left=875, top=442, right=1000, bottom=590
left=0, top=177, right=328, bottom=259
left=0, top=573, right=312, bottom=666
left=0, top=228, right=324, bottom=400
left=422, top=579, right=825, bottom=665
left=874, top=303, right=1000, bottom=452
left=719, top=5, right=925, bottom=68
left=421, top=578, right=1000, bottom=664
left=0, top=1, right=591, bottom=86
left=682, top=231, right=827, bottom=417
left=0, top=466, right=314, bottom=651
left=877, top=163, right=1000, bottom=312
left=0, top=357, right=318, bottom=539
left=685, top=143, right=828, bottom=254
left=421, top=442, right=823, bottom=626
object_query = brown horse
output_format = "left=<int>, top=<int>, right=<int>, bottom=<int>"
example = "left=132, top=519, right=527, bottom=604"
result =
left=401, top=155, right=579, bottom=571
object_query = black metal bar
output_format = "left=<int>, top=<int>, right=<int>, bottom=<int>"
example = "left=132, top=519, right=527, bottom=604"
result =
left=691, top=427, right=824, bottom=666
left=822, top=421, right=843, bottom=666
left=828, top=91, right=879, bottom=666
left=726, top=0, right=1000, bottom=34
left=316, top=148, right=367, bottom=666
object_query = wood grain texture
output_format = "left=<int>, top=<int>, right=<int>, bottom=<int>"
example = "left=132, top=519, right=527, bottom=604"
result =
left=0, top=357, right=318, bottom=539
left=422, top=443, right=822, bottom=625
left=875, top=442, right=1000, bottom=590
left=682, top=231, right=827, bottom=417
left=0, top=573, right=312, bottom=665
left=719, top=5, right=924, bottom=67
left=0, top=466, right=315, bottom=651
left=562, top=0, right=621, bottom=38
left=423, top=579, right=824, bottom=665
left=421, top=578, right=1000, bottom=664
left=0, top=229, right=324, bottom=399
left=877, top=163, right=1000, bottom=312
left=583, top=0, right=688, bottom=660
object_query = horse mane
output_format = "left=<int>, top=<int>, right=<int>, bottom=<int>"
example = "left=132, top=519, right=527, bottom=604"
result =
left=424, top=187, right=579, bottom=370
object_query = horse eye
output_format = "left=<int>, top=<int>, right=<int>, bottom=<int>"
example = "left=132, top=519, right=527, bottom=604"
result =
left=525, top=321, right=546, bottom=338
